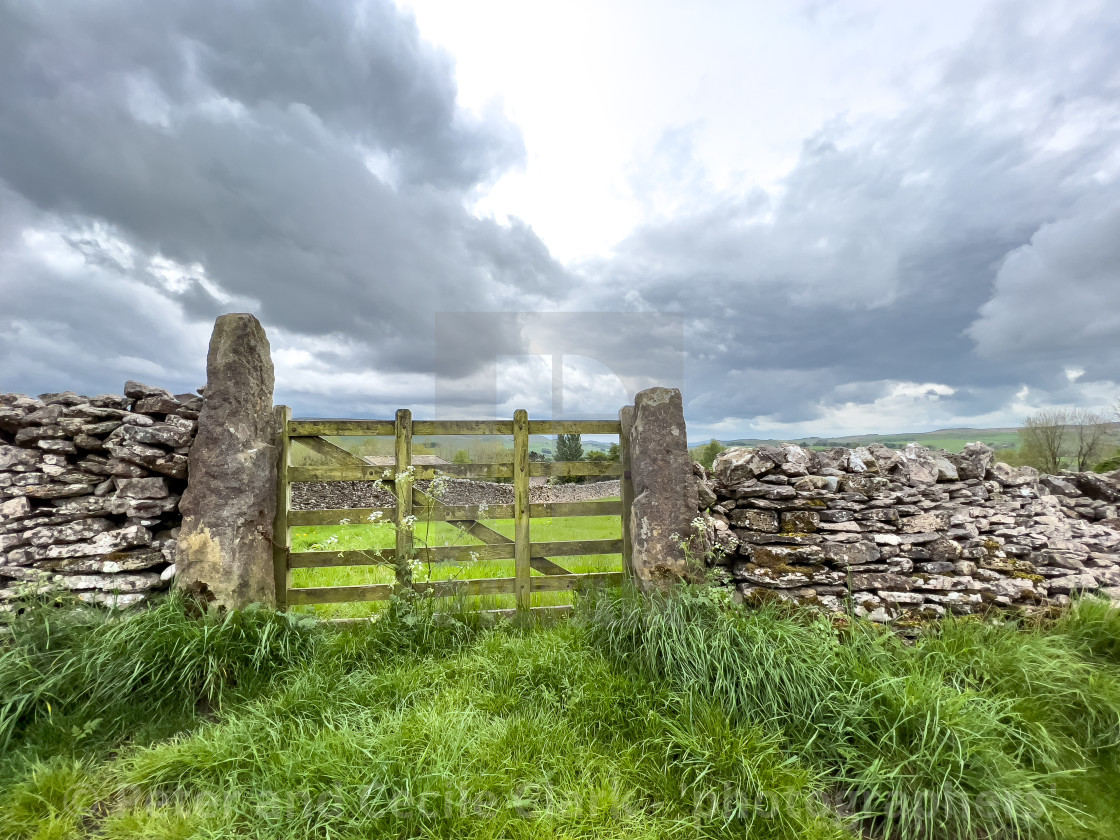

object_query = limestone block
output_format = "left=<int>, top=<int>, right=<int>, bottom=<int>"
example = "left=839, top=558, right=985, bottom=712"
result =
left=729, top=508, right=779, bottom=532
left=177, top=314, right=278, bottom=609
left=823, top=541, right=881, bottom=568
left=1048, top=573, right=1097, bottom=595
left=114, top=477, right=170, bottom=499
left=626, top=387, right=701, bottom=588
left=25, top=517, right=116, bottom=547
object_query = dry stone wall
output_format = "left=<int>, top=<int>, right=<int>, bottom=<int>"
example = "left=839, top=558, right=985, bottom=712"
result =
left=697, top=442, right=1120, bottom=622
left=292, top=477, right=622, bottom=510
left=0, top=382, right=202, bottom=613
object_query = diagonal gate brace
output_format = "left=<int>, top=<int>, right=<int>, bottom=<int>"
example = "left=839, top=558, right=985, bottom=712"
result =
left=298, top=435, right=571, bottom=575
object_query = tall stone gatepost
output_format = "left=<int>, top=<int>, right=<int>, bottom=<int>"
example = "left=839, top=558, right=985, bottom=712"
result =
left=176, top=314, right=278, bottom=609
left=626, top=386, right=702, bottom=589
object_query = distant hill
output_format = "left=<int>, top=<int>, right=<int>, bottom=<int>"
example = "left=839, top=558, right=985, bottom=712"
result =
left=693, top=427, right=1021, bottom=456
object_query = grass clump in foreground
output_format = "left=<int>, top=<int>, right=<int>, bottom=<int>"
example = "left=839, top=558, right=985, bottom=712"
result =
left=1, top=588, right=1120, bottom=838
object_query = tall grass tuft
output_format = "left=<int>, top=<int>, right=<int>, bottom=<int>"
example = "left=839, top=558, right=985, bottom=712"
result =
left=0, top=592, right=321, bottom=754
left=4, top=584, right=1120, bottom=838
left=577, top=585, right=1120, bottom=839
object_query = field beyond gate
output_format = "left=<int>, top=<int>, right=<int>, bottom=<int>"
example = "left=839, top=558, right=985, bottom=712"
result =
left=272, top=408, right=634, bottom=616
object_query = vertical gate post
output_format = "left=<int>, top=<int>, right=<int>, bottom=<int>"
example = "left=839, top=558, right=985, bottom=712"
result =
left=513, top=409, right=531, bottom=610
left=618, top=404, right=635, bottom=579
left=176, top=313, right=278, bottom=610
left=627, top=387, right=700, bottom=589
left=272, top=405, right=292, bottom=609
left=394, top=408, right=414, bottom=587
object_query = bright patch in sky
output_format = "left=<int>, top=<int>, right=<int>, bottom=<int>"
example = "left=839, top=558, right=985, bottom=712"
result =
left=396, top=0, right=990, bottom=260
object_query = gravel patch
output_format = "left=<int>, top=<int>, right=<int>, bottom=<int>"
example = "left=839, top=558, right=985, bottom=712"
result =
left=292, top=478, right=621, bottom=511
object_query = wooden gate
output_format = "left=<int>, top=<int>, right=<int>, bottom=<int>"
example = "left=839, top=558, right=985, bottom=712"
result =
left=271, top=408, right=634, bottom=616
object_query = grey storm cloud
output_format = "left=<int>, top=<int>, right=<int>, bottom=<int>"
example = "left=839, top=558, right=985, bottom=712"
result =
left=573, top=0, right=1120, bottom=428
left=969, top=198, right=1120, bottom=377
left=0, top=0, right=561, bottom=405
left=0, top=0, right=1118, bottom=431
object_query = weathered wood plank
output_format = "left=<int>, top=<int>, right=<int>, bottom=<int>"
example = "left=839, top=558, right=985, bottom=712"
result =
left=619, top=405, right=635, bottom=578
left=289, top=460, right=623, bottom=482
left=413, top=487, right=572, bottom=575
left=327, top=605, right=574, bottom=624
left=529, top=538, right=623, bottom=557
left=527, top=420, right=621, bottom=435
left=288, top=577, right=516, bottom=605
left=291, top=435, right=366, bottom=466
left=394, top=409, right=413, bottom=585
left=530, top=461, right=623, bottom=477
left=444, top=518, right=571, bottom=575
left=407, top=500, right=622, bottom=521
left=471, top=605, right=574, bottom=621
left=532, top=500, right=623, bottom=518
left=289, top=542, right=517, bottom=568
left=272, top=405, right=292, bottom=608
left=289, top=418, right=619, bottom=438
left=446, top=519, right=511, bottom=545
left=513, top=409, right=531, bottom=610
left=289, top=463, right=510, bottom=481
left=417, top=503, right=516, bottom=521
left=289, top=420, right=395, bottom=436
left=411, top=420, right=514, bottom=435
left=290, top=572, right=619, bottom=606
left=288, top=465, right=396, bottom=482
left=418, top=571, right=621, bottom=598
left=412, top=486, right=512, bottom=545
left=530, top=556, right=572, bottom=575
left=287, top=508, right=395, bottom=527
left=531, top=571, right=624, bottom=591
left=288, top=548, right=395, bottom=568
left=287, top=583, right=394, bottom=605
left=414, top=577, right=517, bottom=598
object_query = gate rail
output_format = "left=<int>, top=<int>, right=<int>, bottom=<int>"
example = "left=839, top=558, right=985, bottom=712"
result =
left=272, top=408, right=634, bottom=614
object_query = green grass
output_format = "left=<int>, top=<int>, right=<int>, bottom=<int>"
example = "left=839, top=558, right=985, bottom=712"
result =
left=3, top=589, right=1120, bottom=838
left=288, top=510, right=623, bottom=618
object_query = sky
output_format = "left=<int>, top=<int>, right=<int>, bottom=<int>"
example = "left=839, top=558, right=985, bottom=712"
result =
left=1, top=0, right=1118, bottom=441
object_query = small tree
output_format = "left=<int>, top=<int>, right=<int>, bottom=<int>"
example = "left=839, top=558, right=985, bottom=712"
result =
left=555, top=433, right=583, bottom=485
left=555, top=434, right=583, bottom=462
left=1069, top=408, right=1110, bottom=472
left=1019, top=409, right=1070, bottom=473
left=1019, top=407, right=1112, bottom=473
left=695, top=439, right=726, bottom=471
left=1094, top=396, right=1120, bottom=472
left=452, top=449, right=470, bottom=464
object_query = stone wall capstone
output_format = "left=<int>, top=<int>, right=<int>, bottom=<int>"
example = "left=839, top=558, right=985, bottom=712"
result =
left=695, top=441, right=1120, bottom=622
left=0, top=382, right=202, bottom=613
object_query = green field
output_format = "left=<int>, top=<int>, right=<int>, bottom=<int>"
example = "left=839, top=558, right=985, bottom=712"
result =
left=289, top=509, right=623, bottom=619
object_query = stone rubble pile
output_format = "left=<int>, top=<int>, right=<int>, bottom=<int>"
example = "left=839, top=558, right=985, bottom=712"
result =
left=0, top=382, right=202, bottom=612
left=696, top=442, right=1120, bottom=622
left=292, top=477, right=621, bottom=510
